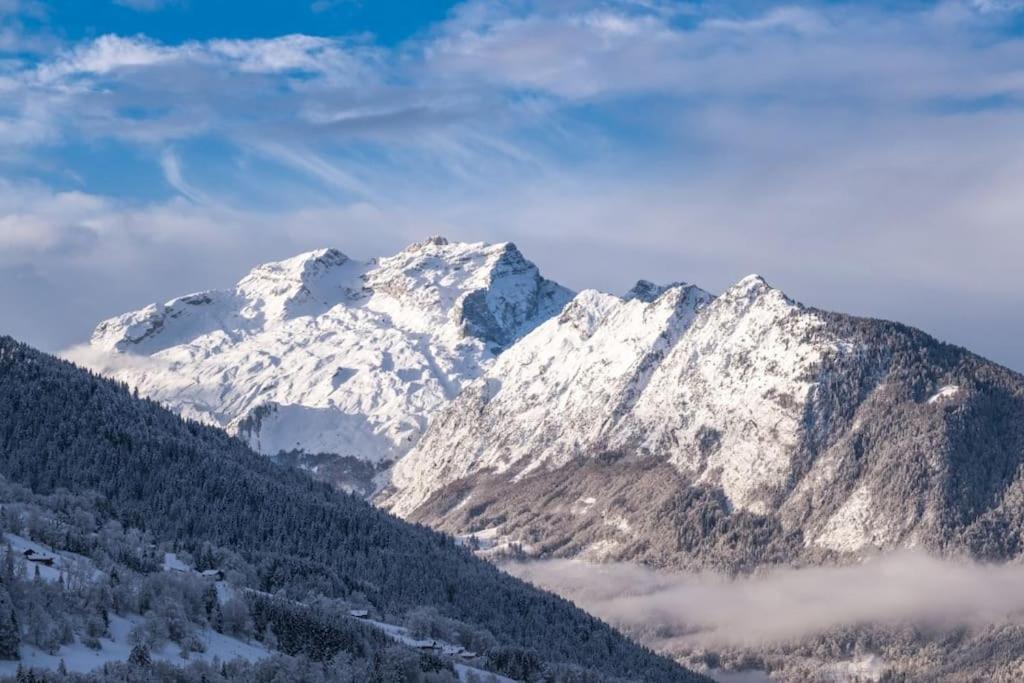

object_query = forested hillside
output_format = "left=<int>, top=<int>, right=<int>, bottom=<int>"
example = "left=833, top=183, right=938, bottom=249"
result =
left=0, top=337, right=704, bottom=682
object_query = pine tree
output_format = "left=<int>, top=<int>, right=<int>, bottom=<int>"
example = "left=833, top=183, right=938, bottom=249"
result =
left=2, top=545, right=13, bottom=584
left=212, top=601, right=224, bottom=633
left=129, top=643, right=151, bottom=667
left=203, top=582, right=217, bottom=620
left=262, top=622, right=279, bottom=651
left=0, top=586, right=20, bottom=660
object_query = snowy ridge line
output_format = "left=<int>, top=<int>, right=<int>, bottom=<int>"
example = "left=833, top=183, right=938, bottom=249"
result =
left=78, top=238, right=574, bottom=472
left=382, top=270, right=1024, bottom=571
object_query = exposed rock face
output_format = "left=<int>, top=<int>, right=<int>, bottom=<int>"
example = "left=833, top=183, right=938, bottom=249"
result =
left=382, top=275, right=1024, bottom=571
left=87, top=238, right=573, bottom=469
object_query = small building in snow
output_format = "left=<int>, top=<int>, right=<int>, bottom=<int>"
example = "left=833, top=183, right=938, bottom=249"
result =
left=409, top=639, right=437, bottom=650
left=348, top=609, right=369, bottom=618
left=22, top=549, right=55, bottom=567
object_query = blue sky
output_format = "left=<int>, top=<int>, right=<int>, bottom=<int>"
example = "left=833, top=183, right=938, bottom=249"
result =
left=2, top=0, right=1024, bottom=371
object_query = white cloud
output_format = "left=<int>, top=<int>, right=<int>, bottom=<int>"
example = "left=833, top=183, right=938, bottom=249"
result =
left=34, top=33, right=375, bottom=82
left=0, top=0, right=1023, bottom=370
left=34, top=34, right=182, bottom=80
left=971, top=0, right=1024, bottom=12
left=702, top=6, right=828, bottom=34
left=60, top=343, right=169, bottom=376
left=0, top=183, right=106, bottom=252
left=159, top=149, right=215, bottom=205
left=112, top=0, right=170, bottom=12
left=507, top=553, right=1024, bottom=648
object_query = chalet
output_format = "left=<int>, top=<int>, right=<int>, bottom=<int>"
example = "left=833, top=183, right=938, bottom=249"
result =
left=348, top=609, right=369, bottom=618
left=162, top=552, right=190, bottom=573
left=200, top=569, right=225, bottom=581
left=22, top=549, right=55, bottom=567
left=459, top=651, right=478, bottom=659
left=409, top=638, right=437, bottom=650
left=442, top=645, right=465, bottom=656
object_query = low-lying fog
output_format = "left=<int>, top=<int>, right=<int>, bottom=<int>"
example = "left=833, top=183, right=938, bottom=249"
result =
left=505, top=551, right=1024, bottom=649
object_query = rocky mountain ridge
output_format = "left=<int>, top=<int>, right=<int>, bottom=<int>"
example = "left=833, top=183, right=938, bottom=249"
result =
left=382, top=274, right=1024, bottom=571
left=85, top=239, right=1024, bottom=573
left=87, top=237, right=572, bottom=481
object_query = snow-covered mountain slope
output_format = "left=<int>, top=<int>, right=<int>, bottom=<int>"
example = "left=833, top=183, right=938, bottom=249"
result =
left=382, top=275, right=1024, bottom=571
left=83, top=239, right=1024, bottom=573
left=385, top=275, right=823, bottom=517
left=85, top=237, right=573, bottom=475
left=386, top=281, right=715, bottom=513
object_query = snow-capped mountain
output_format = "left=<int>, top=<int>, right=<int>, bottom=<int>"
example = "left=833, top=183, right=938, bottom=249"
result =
left=86, top=237, right=573, bottom=485
left=85, top=238, right=1024, bottom=573
left=382, top=274, right=1024, bottom=571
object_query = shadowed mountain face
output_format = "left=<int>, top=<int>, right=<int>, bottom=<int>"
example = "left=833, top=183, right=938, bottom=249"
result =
left=0, top=336, right=705, bottom=682
left=382, top=277, right=1024, bottom=573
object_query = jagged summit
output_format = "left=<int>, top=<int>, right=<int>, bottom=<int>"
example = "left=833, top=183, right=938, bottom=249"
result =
left=625, top=279, right=687, bottom=302
left=385, top=265, right=818, bottom=516
left=248, top=246, right=348, bottom=270
left=625, top=274, right=783, bottom=307
left=733, top=272, right=770, bottom=289
left=720, top=273, right=780, bottom=301
left=84, top=239, right=574, bottom=472
left=91, top=247, right=365, bottom=354
left=236, top=247, right=350, bottom=292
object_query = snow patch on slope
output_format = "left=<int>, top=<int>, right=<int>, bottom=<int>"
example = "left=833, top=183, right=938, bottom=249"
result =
left=928, top=385, right=961, bottom=404
left=814, top=485, right=879, bottom=552
left=0, top=614, right=270, bottom=677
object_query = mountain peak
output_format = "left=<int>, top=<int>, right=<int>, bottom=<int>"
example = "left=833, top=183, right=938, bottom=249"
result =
left=556, top=289, right=623, bottom=338
left=735, top=272, right=770, bottom=289
left=720, top=273, right=782, bottom=303
left=403, top=235, right=451, bottom=252
left=625, top=279, right=686, bottom=303
left=87, top=237, right=575, bottom=465
left=237, top=247, right=349, bottom=292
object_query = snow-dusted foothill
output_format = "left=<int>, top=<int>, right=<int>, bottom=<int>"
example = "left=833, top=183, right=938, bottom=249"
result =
left=1, top=335, right=700, bottom=682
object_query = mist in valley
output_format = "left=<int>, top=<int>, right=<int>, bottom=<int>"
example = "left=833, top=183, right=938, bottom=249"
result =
left=506, top=552, right=1024, bottom=650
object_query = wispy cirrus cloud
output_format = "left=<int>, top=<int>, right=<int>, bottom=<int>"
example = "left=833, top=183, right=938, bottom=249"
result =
left=0, top=1, right=1023, bottom=371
